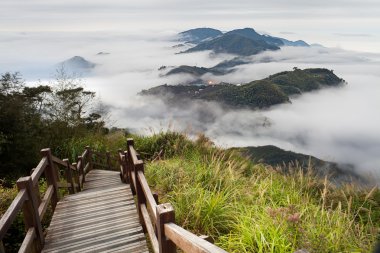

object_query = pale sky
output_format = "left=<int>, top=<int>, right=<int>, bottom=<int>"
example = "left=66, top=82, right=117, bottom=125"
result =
left=1, top=1, right=379, bottom=177
left=1, top=0, right=379, bottom=52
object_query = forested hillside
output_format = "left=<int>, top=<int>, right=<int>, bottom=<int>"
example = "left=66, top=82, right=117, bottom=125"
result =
left=142, top=68, right=345, bottom=109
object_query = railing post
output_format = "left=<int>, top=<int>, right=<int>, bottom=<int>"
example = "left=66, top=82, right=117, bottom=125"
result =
left=0, top=240, right=5, bottom=253
left=85, top=146, right=93, bottom=172
left=77, top=156, right=85, bottom=185
left=153, top=193, right=159, bottom=204
left=17, top=177, right=44, bottom=252
left=63, top=159, right=75, bottom=194
left=156, top=203, right=176, bottom=253
left=135, top=161, right=147, bottom=232
left=41, top=148, right=59, bottom=210
left=30, top=168, right=41, bottom=206
left=124, top=151, right=133, bottom=188
left=118, top=149, right=129, bottom=183
left=106, top=151, right=112, bottom=170
left=72, top=162, right=81, bottom=192
left=126, top=138, right=136, bottom=194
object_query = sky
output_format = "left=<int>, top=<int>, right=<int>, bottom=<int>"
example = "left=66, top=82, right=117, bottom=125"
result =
left=0, top=1, right=379, bottom=180
left=1, top=0, right=380, bottom=52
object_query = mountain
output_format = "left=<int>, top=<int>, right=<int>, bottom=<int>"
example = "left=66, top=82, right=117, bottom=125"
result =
left=142, top=68, right=344, bottom=109
left=226, top=28, right=284, bottom=46
left=178, top=28, right=223, bottom=44
left=278, top=38, right=309, bottom=47
left=58, top=56, right=96, bottom=71
left=234, top=145, right=363, bottom=184
left=165, top=65, right=228, bottom=77
left=164, top=57, right=251, bottom=77
left=178, top=27, right=310, bottom=54
left=266, top=68, right=345, bottom=95
left=182, top=34, right=279, bottom=56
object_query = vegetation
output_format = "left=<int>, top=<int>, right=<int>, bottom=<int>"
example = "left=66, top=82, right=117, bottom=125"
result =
left=133, top=131, right=379, bottom=252
left=142, top=68, right=345, bottom=109
left=267, top=67, right=345, bottom=95
left=235, top=145, right=363, bottom=184
left=183, top=33, right=279, bottom=56
left=0, top=68, right=377, bottom=252
left=1, top=124, right=379, bottom=252
left=179, top=28, right=223, bottom=44
left=0, top=70, right=105, bottom=182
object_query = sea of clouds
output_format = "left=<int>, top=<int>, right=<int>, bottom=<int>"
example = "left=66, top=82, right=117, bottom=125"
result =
left=1, top=31, right=379, bottom=180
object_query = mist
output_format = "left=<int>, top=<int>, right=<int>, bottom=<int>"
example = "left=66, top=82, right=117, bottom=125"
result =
left=1, top=30, right=379, bottom=180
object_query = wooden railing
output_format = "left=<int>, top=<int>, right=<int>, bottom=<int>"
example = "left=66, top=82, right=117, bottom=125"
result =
left=118, top=138, right=228, bottom=253
left=1, top=141, right=227, bottom=253
left=0, top=146, right=98, bottom=253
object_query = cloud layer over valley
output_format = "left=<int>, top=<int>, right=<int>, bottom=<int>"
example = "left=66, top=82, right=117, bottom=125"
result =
left=1, top=29, right=379, bottom=181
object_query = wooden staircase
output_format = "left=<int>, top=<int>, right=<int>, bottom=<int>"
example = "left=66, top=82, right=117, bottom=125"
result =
left=0, top=140, right=228, bottom=253
left=42, top=170, right=148, bottom=253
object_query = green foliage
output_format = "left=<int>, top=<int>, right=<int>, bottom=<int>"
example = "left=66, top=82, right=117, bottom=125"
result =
left=135, top=133, right=379, bottom=252
left=184, top=33, right=279, bottom=56
left=142, top=68, right=344, bottom=109
left=199, top=80, right=289, bottom=108
left=267, top=68, right=345, bottom=94
left=0, top=71, right=105, bottom=182
left=130, top=130, right=194, bottom=161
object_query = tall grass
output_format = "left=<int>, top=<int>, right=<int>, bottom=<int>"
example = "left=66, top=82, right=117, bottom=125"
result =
left=137, top=132, right=379, bottom=252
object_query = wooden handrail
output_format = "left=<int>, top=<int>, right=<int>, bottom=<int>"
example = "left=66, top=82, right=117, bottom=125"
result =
left=18, top=227, right=36, bottom=253
left=164, top=223, right=228, bottom=253
left=0, top=190, right=27, bottom=240
left=125, top=138, right=228, bottom=253
left=141, top=204, right=159, bottom=253
left=38, top=185, right=54, bottom=220
left=0, top=147, right=94, bottom=252
left=2, top=144, right=228, bottom=253
left=31, top=157, right=48, bottom=186
left=137, top=170, right=157, bottom=220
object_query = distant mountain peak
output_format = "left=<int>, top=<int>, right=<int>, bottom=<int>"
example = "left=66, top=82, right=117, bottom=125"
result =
left=178, top=28, right=223, bottom=44
left=58, top=56, right=96, bottom=71
left=178, top=27, right=311, bottom=50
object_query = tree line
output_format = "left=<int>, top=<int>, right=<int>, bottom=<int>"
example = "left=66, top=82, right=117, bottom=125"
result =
left=0, top=70, right=106, bottom=184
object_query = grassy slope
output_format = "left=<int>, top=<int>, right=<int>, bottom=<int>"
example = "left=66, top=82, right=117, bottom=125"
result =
left=1, top=131, right=379, bottom=252
left=133, top=132, right=379, bottom=252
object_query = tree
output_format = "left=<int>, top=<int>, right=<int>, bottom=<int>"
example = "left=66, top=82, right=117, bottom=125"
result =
left=46, top=68, right=97, bottom=126
left=0, top=72, right=43, bottom=178
left=0, top=70, right=105, bottom=181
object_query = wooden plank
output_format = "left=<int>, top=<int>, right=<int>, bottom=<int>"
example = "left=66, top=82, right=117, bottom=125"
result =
left=38, top=185, right=54, bottom=220
left=0, top=189, right=27, bottom=240
left=137, top=171, right=157, bottom=221
left=129, top=146, right=143, bottom=166
left=164, top=223, right=228, bottom=253
left=42, top=169, right=149, bottom=252
left=46, top=220, right=140, bottom=241
left=41, top=148, right=59, bottom=210
left=17, top=176, right=44, bottom=250
left=18, top=227, right=36, bottom=253
left=43, top=227, right=145, bottom=252
left=49, top=204, right=136, bottom=225
left=140, top=204, right=159, bottom=253
left=156, top=203, right=176, bottom=253
left=51, top=155, right=67, bottom=167
left=83, top=162, right=90, bottom=174
left=81, top=149, right=88, bottom=160
left=31, top=157, right=48, bottom=186
left=56, top=194, right=132, bottom=209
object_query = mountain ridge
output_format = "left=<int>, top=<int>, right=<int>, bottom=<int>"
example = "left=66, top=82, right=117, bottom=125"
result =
left=142, top=68, right=345, bottom=109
